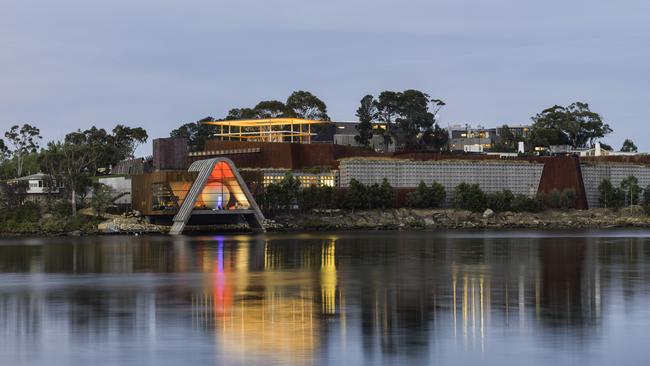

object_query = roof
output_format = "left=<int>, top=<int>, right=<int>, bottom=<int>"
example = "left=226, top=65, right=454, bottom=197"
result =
left=12, top=172, right=51, bottom=181
left=203, top=118, right=329, bottom=127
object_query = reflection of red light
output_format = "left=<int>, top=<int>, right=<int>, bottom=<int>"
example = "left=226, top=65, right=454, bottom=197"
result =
left=213, top=245, right=232, bottom=315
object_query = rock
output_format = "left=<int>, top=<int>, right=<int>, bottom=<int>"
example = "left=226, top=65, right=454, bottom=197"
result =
left=483, top=208, right=495, bottom=219
left=67, top=230, right=82, bottom=236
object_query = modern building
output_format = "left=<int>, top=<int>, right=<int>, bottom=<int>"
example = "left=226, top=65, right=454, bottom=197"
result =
left=448, top=124, right=531, bottom=152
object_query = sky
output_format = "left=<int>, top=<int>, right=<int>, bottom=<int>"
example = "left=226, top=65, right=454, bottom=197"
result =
left=2, top=0, right=650, bottom=155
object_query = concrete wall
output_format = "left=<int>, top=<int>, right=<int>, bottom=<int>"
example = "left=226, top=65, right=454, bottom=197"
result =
left=339, top=158, right=544, bottom=204
left=581, top=164, right=650, bottom=208
left=98, top=176, right=132, bottom=205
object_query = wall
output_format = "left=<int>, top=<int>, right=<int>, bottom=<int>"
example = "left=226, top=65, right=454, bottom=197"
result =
left=537, top=156, right=588, bottom=209
left=581, top=163, right=650, bottom=208
left=338, top=158, right=544, bottom=205
left=153, top=138, right=187, bottom=171
left=98, top=176, right=132, bottom=205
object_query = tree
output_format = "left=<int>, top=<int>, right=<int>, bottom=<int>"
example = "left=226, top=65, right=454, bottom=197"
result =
left=355, top=95, right=376, bottom=147
left=529, top=102, right=612, bottom=149
left=41, top=138, right=93, bottom=216
left=254, top=100, right=288, bottom=118
left=620, top=139, right=638, bottom=153
left=278, top=172, right=301, bottom=210
left=511, top=194, right=544, bottom=212
left=89, top=183, right=115, bottom=218
left=452, top=183, right=487, bottom=212
left=4, top=124, right=42, bottom=177
left=170, top=117, right=217, bottom=152
left=373, top=90, right=446, bottom=150
left=112, top=124, right=148, bottom=159
left=0, top=180, right=28, bottom=209
left=407, top=181, right=446, bottom=208
left=559, top=188, right=577, bottom=210
left=0, top=139, right=8, bottom=163
left=345, top=179, right=368, bottom=211
left=486, top=190, right=514, bottom=211
left=643, top=184, right=650, bottom=215
left=620, top=176, right=641, bottom=207
left=598, top=179, right=624, bottom=210
left=286, top=91, right=331, bottom=141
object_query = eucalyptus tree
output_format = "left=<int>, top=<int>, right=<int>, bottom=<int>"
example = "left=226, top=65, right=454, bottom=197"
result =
left=4, top=124, right=42, bottom=177
left=620, top=139, right=638, bottom=153
left=355, top=95, right=377, bottom=148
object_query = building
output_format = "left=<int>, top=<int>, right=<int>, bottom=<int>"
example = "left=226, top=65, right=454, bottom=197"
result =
left=448, top=124, right=530, bottom=152
left=9, top=173, right=64, bottom=202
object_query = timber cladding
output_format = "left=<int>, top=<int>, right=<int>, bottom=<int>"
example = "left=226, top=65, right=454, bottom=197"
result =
left=131, top=171, right=197, bottom=216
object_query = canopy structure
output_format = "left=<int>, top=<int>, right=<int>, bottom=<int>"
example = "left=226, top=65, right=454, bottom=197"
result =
left=203, top=118, right=329, bottom=144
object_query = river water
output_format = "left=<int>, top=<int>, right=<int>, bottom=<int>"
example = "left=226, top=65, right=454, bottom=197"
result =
left=1, top=230, right=650, bottom=365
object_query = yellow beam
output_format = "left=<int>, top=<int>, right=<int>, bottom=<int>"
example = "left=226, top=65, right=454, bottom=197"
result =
left=204, top=118, right=329, bottom=127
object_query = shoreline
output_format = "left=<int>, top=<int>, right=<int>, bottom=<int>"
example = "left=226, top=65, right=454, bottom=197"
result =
left=2, top=208, right=650, bottom=237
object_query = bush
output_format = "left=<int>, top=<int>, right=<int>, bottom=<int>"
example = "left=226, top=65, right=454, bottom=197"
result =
left=546, top=189, right=561, bottom=208
left=452, top=183, right=487, bottom=212
left=345, top=179, right=368, bottom=210
left=50, top=200, right=73, bottom=218
left=297, top=185, right=336, bottom=211
left=407, top=181, right=446, bottom=208
left=598, top=179, right=625, bottom=210
left=511, top=194, right=544, bottom=213
left=559, top=189, right=577, bottom=210
left=643, top=184, right=650, bottom=215
left=486, top=190, right=514, bottom=212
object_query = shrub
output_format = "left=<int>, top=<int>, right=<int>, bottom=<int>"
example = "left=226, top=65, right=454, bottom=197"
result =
left=297, top=186, right=336, bottom=211
left=486, top=190, right=514, bottom=212
left=452, top=183, right=487, bottom=212
left=511, top=194, right=544, bottom=212
left=345, top=179, right=368, bottom=210
left=407, top=181, right=446, bottom=208
left=546, top=189, right=561, bottom=208
left=598, top=179, right=625, bottom=210
left=50, top=200, right=73, bottom=218
left=559, top=188, right=577, bottom=210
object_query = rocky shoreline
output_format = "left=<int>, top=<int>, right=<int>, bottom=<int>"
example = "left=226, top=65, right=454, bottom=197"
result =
left=3, top=208, right=650, bottom=237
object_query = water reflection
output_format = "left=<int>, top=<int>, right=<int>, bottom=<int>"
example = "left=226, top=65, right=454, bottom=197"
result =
left=1, top=231, right=650, bottom=365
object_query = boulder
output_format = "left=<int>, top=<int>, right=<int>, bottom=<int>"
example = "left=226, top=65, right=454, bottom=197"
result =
left=483, top=208, right=495, bottom=219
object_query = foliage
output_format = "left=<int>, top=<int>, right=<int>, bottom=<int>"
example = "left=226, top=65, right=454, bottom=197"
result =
left=374, top=90, right=447, bottom=150
left=286, top=90, right=332, bottom=141
left=546, top=189, right=561, bottom=208
left=528, top=102, right=612, bottom=149
left=0, top=180, right=29, bottom=209
left=345, top=179, right=368, bottom=210
left=406, top=181, right=446, bottom=208
left=452, top=183, right=487, bottom=212
left=89, top=184, right=115, bottom=218
left=297, top=186, right=336, bottom=211
left=170, top=116, right=218, bottom=152
left=643, top=185, right=650, bottom=215
left=620, top=176, right=642, bottom=206
left=492, top=125, right=522, bottom=152
left=4, top=124, right=42, bottom=177
left=253, top=100, right=289, bottom=118
left=355, top=95, right=377, bottom=147
left=511, top=194, right=544, bottom=213
left=0, top=201, right=41, bottom=234
left=111, top=124, right=148, bottom=159
left=559, top=188, right=577, bottom=210
left=620, top=139, right=638, bottom=153
left=486, top=189, right=514, bottom=212
left=0, top=139, right=9, bottom=163
left=598, top=179, right=625, bottom=210
left=260, top=173, right=301, bottom=214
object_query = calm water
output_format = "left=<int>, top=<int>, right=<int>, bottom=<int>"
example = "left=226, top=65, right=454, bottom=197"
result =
left=1, top=230, right=650, bottom=365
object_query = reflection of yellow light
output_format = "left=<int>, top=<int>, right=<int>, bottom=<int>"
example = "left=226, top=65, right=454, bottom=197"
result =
left=321, top=241, right=337, bottom=314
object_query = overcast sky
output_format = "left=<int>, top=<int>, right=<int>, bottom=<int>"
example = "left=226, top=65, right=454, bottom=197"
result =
left=2, top=0, right=649, bottom=155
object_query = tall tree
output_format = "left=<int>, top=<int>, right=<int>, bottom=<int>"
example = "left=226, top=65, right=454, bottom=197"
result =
left=620, top=139, right=638, bottom=153
left=170, top=116, right=217, bottom=152
left=355, top=95, right=377, bottom=147
left=4, top=124, right=41, bottom=177
left=286, top=91, right=331, bottom=141
left=112, top=124, right=148, bottom=159
left=0, top=139, right=8, bottom=163
left=530, top=102, right=612, bottom=149
left=374, top=91, right=401, bottom=149
left=254, top=100, right=288, bottom=118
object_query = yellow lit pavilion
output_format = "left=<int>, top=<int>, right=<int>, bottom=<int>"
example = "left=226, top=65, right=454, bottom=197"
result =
left=203, top=118, right=329, bottom=144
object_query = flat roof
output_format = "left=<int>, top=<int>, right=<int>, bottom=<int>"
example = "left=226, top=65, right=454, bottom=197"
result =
left=203, top=118, right=329, bottom=127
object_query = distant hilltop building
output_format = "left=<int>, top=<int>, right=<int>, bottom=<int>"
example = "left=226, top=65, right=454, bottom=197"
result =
left=448, top=123, right=531, bottom=152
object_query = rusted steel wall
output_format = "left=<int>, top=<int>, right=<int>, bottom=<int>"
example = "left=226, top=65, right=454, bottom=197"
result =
left=199, top=140, right=379, bottom=169
left=537, top=156, right=588, bottom=209
left=153, top=138, right=187, bottom=171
